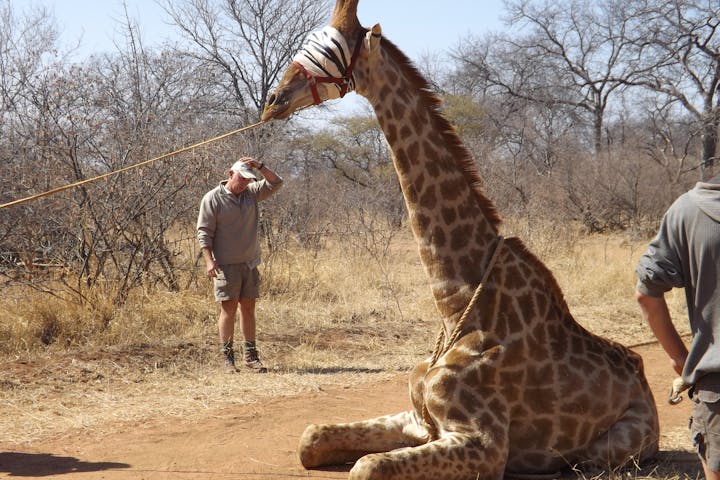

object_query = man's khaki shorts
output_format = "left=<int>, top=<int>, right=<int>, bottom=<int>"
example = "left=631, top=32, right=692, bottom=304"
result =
left=690, top=389, right=720, bottom=471
left=213, top=264, right=260, bottom=301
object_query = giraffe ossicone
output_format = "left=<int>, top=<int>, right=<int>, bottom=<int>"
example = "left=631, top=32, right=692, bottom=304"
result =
left=263, top=2, right=660, bottom=479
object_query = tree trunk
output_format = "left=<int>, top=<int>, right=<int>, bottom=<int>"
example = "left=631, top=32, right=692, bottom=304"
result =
left=700, top=119, right=718, bottom=180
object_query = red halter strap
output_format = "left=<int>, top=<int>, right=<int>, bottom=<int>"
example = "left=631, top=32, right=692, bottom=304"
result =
left=293, top=34, right=364, bottom=105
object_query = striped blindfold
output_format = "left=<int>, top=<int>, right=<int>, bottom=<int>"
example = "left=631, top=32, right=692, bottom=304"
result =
left=292, top=26, right=357, bottom=100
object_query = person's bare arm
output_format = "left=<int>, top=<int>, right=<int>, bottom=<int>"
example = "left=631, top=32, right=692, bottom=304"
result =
left=201, top=247, right=218, bottom=277
left=636, top=290, right=688, bottom=375
left=241, top=157, right=282, bottom=184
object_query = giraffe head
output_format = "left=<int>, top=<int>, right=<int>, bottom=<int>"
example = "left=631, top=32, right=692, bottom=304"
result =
left=262, top=0, right=380, bottom=121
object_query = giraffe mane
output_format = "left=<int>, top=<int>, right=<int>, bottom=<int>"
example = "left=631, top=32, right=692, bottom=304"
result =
left=379, top=37, right=503, bottom=231
left=376, top=39, right=570, bottom=307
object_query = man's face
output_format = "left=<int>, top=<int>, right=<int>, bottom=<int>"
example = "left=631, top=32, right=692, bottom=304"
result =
left=227, top=170, right=253, bottom=194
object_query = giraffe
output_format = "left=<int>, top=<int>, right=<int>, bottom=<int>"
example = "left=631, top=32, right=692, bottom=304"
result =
left=261, top=1, right=660, bottom=479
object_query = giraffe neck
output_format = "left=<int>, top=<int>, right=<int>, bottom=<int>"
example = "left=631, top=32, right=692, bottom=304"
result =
left=355, top=39, right=502, bottom=323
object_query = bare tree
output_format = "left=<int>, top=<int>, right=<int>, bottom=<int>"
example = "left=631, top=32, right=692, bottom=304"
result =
left=638, top=93, right=701, bottom=183
left=0, top=8, right=220, bottom=306
left=626, top=0, right=720, bottom=178
left=454, top=0, right=649, bottom=155
left=0, top=1, right=61, bottom=277
left=159, top=0, right=329, bottom=123
left=0, top=2, right=58, bottom=202
left=1, top=0, right=332, bottom=306
left=0, top=2, right=57, bottom=115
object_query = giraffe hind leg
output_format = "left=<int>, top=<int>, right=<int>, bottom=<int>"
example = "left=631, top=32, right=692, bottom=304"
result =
left=581, top=397, right=659, bottom=470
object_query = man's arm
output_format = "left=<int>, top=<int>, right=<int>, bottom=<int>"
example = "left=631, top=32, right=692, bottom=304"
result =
left=201, top=246, right=218, bottom=278
left=197, top=193, right=218, bottom=278
left=241, top=157, right=282, bottom=185
left=257, top=163, right=282, bottom=185
left=244, top=158, right=283, bottom=201
left=636, top=290, right=688, bottom=375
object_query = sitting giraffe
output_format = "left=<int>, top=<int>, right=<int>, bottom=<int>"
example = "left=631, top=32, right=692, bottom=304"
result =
left=262, top=1, right=659, bottom=479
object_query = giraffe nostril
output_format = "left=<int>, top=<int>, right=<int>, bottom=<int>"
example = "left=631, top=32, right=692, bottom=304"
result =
left=266, top=93, right=277, bottom=106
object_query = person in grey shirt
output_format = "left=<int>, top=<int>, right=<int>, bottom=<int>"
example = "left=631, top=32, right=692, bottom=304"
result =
left=636, top=174, right=720, bottom=480
left=197, top=157, right=283, bottom=373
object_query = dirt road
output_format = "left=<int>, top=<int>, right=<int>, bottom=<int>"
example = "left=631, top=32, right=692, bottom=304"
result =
left=0, top=344, right=702, bottom=479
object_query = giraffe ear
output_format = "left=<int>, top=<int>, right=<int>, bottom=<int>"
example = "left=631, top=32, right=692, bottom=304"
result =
left=365, top=23, right=382, bottom=53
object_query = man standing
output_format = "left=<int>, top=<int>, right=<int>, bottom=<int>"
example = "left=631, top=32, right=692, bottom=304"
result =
left=636, top=173, right=720, bottom=480
left=197, top=157, right=283, bottom=373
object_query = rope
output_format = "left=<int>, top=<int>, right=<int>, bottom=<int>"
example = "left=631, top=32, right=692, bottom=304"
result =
left=0, top=120, right=266, bottom=210
left=429, top=236, right=506, bottom=367
left=421, top=236, right=506, bottom=439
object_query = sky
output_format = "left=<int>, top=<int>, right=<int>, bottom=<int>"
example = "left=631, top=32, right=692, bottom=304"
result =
left=29, top=0, right=507, bottom=116
left=34, top=0, right=506, bottom=60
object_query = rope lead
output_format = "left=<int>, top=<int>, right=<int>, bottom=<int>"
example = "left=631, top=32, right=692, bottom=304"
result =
left=0, top=120, right=266, bottom=210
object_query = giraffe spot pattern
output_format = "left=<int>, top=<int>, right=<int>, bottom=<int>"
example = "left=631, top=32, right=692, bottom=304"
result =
left=407, top=142, right=420, bottom=165
left=432, top=226, right=446, bottom=248
left=441, top=206, right=457, bottom=225
left=419, top=184, right=437, bottom=209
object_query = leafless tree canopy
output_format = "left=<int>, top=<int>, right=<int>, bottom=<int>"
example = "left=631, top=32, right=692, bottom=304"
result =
left=625, top=0, right=720, bottom=176
left=160, top=0, right=329, bottom=122
left=444, top=0, right=719, bottom=230
left=0, top=0, right=328, bottom=306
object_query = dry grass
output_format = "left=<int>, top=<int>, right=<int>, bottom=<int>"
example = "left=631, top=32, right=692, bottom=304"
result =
left=0, top=228, right=438, bottom=445
left=0, top=220, right=697, bottom=478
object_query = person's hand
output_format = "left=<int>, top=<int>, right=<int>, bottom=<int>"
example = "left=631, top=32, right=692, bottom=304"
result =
left=206, top=260, right=219, bottom=278
left=239, top=156, right=261, bottom=170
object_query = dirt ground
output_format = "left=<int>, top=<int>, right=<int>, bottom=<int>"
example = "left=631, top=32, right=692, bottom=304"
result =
left=0, top=343, right=704, bottom=479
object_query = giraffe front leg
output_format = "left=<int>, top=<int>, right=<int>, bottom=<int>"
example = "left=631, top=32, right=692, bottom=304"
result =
left=299, top=410, right=429, bottom=468
left=349, top=431, right=509, bottom=480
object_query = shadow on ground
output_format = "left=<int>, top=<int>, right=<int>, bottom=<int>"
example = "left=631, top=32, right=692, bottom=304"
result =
left=0, top=452, right=129, bottom=477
